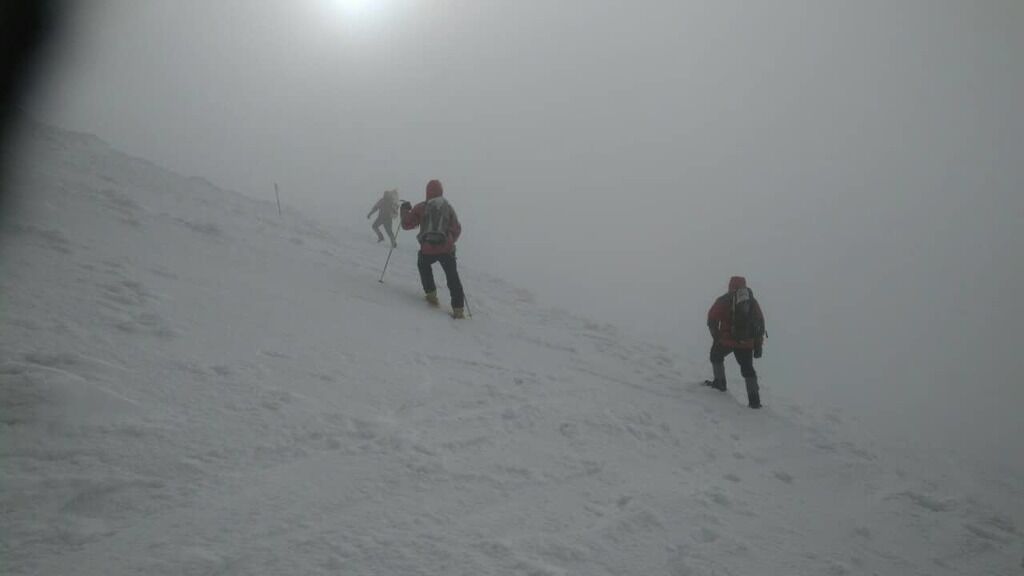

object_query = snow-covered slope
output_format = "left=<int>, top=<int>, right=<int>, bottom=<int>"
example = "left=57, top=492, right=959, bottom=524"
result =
left=2, top=122, right=1021, bottom=575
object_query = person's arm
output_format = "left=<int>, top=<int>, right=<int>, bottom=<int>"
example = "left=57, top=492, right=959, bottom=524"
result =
left=400, top=201, right=420, bottom=230
left=707, top=300, right=723, bottom=341
left=367, top=199, right=382, bottom=219
left=448, top=207, right=462, bottom=242
left=754, top=300, right=765, bottom=336
left=753, top=299, right=765, bottom=356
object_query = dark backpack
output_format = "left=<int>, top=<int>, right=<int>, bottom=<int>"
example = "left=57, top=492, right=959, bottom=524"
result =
left=417, top=197, right=452, bottom=246
left=730, top=287, right=764, bottom=341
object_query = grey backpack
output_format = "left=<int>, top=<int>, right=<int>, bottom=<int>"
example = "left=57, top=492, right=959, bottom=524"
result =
left=730, top=287, right=764, bottom=341
left=418, top=197, right=452, bottom=246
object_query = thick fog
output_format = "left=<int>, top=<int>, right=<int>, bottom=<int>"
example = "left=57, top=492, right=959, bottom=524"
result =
left=28, top=0, right=1023, bottom=473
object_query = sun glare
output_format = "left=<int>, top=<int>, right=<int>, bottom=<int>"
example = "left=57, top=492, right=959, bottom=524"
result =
left=327, top=0, right=381, bottom=22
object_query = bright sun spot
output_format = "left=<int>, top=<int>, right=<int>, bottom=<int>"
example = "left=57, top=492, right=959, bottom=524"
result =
left=327, top=0, right=382, bottom=22
left=313, top=0, right=399, bottom=41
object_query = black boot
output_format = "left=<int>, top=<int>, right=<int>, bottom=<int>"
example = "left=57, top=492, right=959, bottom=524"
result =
left=745, top=376, right=761, bottom=409
left=704, top=363, right=727, bottom=391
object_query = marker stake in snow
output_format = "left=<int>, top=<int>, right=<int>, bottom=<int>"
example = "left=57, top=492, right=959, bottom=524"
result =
left=274, top=182, right=282, bottom=218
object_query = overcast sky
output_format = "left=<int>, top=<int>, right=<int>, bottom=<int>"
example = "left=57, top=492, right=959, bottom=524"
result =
left=26, top=0, right=1024, bottom=473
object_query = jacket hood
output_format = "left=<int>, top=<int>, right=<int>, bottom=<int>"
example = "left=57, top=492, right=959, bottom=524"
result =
left=728, top=276, right=747, bottom=291
left=426, top=180, right=443, bottom=200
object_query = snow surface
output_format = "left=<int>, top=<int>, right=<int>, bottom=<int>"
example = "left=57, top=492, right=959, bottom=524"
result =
left=2, top=122, right=1021, bottom=575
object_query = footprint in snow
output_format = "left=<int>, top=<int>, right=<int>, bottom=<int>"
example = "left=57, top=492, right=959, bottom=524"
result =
left=981, top=514, right=1016, bottom=534
left=148, top=266, right=178, bottom=280
left=693, top=526, right=720, bottom=543
left=892, top=490, right=953, bottom=513
left=963, top=522, right=1011, bottom=543
left=773, top=471, right=794, bottom=484
left=10, top=224, right=74, bottom=254
left=115, top=311, right=178, bottom=339
left=706, top=491, right=731, bottom=508
left=259, top=349, right=292, bottom=360
left=23, top=351, right=80, bottom=369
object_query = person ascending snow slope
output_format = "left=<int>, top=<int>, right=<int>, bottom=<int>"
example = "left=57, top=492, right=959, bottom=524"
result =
left=367, top=189, right=400, bottom=247
left=400, top=179, right=465, bottom=318
left=705, top=276, right=766, bottom=408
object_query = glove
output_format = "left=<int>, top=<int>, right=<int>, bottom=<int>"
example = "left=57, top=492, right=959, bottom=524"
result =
left=400, top=201, right=412, bottom=212
left=753, top=345, right=763, bottom=359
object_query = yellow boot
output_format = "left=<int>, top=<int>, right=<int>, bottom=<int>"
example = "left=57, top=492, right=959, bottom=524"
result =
left=425, top=291, right=439, bottom=307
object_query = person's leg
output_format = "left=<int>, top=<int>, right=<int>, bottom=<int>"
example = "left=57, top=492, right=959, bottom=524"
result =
left=372, top=219, right=385, bottom=241
left=707, top=342, right=731, bottom=391
left=417, top=252, right=439, bottom=305
left=384, top=219, right=397, bottom=246
left=734, top=348, right=761, bottom=408
left=437, top=252, right=465, bottom=310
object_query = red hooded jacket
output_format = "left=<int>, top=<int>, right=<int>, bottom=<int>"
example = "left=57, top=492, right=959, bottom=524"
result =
left=401, top=180, right=462, bottom=255
left=707, top=276, right=765, bottom=349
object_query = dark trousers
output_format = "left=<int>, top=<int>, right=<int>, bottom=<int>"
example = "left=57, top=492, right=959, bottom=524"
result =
left=710, top=342, right=757, bottom=378
left=418, top=251, right=464, bottom=309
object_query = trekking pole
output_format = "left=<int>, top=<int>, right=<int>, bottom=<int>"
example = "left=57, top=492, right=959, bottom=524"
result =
left=463, top=291, right=473, bottom=318
left=378, top=245, right=394, bottom=283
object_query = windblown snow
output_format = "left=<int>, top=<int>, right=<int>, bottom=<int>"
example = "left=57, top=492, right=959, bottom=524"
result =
left=2, top=122, right=1021, bottom=575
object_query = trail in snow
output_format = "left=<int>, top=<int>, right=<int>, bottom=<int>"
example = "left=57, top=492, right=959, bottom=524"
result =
left=2, top=122, right=1021, bottom=575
